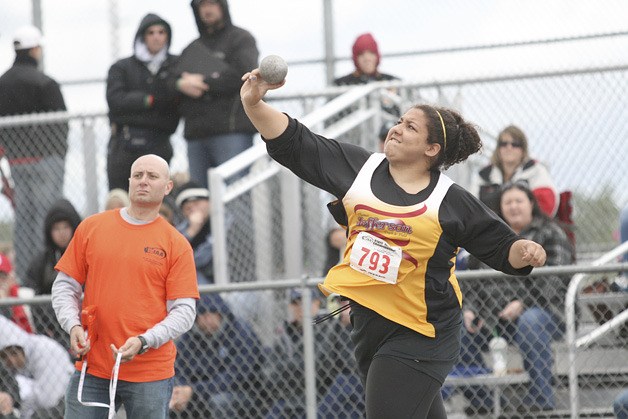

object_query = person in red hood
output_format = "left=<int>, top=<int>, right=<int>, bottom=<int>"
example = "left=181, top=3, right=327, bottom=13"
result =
left=334, top=33, right=399, bottom=86
left=0, top=253, right=33, bottom=333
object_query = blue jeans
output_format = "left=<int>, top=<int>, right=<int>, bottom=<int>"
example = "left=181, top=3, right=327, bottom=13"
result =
left=65, top=371, right=173, bottom=419
left=614, top=388, right=628, bottom=419
left=186, top=133, right=253, bottom=188
left=511, top=307, right=563, bottom=409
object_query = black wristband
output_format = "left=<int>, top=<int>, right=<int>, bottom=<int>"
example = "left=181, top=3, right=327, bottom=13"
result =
left=137, top=335, right=149, bottom=355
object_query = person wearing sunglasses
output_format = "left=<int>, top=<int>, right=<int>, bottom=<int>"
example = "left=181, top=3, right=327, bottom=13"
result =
left=478, top=125, right=559, bottom=217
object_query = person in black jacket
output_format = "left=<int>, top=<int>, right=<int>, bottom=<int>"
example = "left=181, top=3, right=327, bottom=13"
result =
left=106, top=13, right=180, bottom=191
left=334, top=33, right=399, bottom=87
left=24, top=198, right=81, bottom=349
left=0, top=25, right=69, bottom=281
left=173, top=0, right=259, bottom=188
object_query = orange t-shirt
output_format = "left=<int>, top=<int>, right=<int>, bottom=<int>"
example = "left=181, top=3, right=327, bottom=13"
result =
left=55, top=209, right=199, bottom=382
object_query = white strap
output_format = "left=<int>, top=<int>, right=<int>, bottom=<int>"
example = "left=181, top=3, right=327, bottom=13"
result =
left=77, top=332, right=122, bottom=419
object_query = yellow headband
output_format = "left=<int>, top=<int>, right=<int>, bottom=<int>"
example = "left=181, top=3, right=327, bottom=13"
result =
left=434, top=109, right=447, bottom=150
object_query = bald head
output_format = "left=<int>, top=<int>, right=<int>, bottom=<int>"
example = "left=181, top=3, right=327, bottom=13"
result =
left=130, top=154, right=170, bottom=179
left=127, top=154, right=173, bottom=216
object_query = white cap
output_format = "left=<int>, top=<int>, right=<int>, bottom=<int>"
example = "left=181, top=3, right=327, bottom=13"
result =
left=13, top=25, right=43, bottom=50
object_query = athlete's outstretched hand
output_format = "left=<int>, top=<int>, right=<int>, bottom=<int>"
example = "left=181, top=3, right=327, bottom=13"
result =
left=240, top=68, right=285, bottom=108
left=509, top=239, right=546, bottom=269
left=239, top=69, right=289, bottom=140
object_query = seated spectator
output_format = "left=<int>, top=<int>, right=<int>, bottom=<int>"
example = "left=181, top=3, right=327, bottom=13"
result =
left=24, top=199, right=81, bottom=348
left=317, top=295, right=365, bottom=418
left=104, top=188, right=130, bottom=210
left=614, top=388, right=628, bottom=419
left=265, top=289, right=335, bottom=418
left=175, top=181, right=213, bottom=285
left=0, top=315, right=73, bottom=418
left=441, top=310, right=494, bottom=416
left=478, top=125, right=559, bottom=217
left=0, top=254, right=32, bottom=334
left=465, top=182, right=573, bottom=413
left=0, top=357, right=20, bottom=418
left=170, top=294, right=266, bottom=418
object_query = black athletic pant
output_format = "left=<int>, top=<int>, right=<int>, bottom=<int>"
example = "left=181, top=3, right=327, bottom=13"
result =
left=366, top=356, right=447, bottom=419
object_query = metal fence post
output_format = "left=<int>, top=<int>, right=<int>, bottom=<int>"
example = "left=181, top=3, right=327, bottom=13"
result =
left=82, top=118, right=99, bottom=215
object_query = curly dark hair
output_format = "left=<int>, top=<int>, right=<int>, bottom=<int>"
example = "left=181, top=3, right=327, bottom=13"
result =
left=413, top=105, right=483, bottom=171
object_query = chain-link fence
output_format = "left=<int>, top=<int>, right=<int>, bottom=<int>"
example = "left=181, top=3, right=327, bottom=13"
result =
left=207, top=66, right=628, bottom=289
left=0, top=52, right=627, bottom=419
left=1, top=262, right=626, bottom=418
left=0, top=65, right=625, bottom=284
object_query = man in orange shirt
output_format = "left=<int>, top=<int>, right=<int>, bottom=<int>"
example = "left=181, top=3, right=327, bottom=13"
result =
left=51, top=154, right=199, bottom=418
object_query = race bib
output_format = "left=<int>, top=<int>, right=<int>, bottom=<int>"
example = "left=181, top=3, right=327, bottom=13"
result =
left=349, top=232, right=402, bottom=284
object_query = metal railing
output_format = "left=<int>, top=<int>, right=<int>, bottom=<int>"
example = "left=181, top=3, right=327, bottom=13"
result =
left=565, top=241, right=628, bottom=418
left=2, top=262, right=627, bottom=418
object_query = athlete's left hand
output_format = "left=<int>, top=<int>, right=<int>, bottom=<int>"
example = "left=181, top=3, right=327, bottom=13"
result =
left=509, top=239, right=546, bottom=268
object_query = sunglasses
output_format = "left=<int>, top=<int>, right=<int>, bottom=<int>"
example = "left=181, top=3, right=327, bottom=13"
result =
left=498, top=140, right=524, bottom=149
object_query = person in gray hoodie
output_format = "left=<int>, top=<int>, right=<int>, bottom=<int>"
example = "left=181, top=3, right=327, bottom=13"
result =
left=0, top=315, right=73, bottom=418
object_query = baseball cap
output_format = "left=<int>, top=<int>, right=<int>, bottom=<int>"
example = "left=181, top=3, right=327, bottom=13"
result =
left=0, top=253, right=13, bottom=273
left=13, top=25, right=43, bottom=50
left=175, top=181, right=209, bottom=209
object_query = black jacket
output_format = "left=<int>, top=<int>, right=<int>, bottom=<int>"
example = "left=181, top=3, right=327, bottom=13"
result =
left=25, top=198, right=81, bottom=295
left=0, top=54, right=68, bottom=159
left=106, top=13, right=180, bottom=134
left=173, top=0, right=258, bottom=139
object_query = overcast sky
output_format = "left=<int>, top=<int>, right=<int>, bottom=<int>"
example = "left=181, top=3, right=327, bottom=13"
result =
left=2, top=0, right=628, bottom=112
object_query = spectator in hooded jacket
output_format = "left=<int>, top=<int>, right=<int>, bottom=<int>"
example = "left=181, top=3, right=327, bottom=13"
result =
left=173, top=0, right=259, bottom=188
left=0, top=25, right=69, bottom=282
left=334, top=33, right=399, bottom=86
left=478, top=125, right=559, bottom=217
left=0, top=315, right=74, bottom=419
left=170, top=294, right=266, bottom=418
left=333, top=33, right=400, bottom=119
left=24, top=199, right=81, bottom=348
left=106, top=13, right=180, bottom=191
